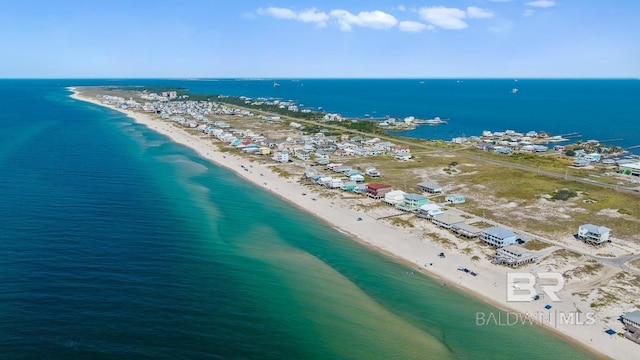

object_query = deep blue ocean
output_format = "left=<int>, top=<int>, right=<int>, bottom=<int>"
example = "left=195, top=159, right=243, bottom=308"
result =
left=0, top=79, right=618, bottom=359
left=167, top=78, right=639, bottom=151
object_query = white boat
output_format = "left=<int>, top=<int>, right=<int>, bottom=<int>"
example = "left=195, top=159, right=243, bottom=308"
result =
left=273, top=82, right=280, bottom=87
left=511, top=88, right=519, bottom=94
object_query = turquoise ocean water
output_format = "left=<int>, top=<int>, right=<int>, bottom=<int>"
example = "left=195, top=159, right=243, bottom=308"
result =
left=0, top=79, right=614, bottom=359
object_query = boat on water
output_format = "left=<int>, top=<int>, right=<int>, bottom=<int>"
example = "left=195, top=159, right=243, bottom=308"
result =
left=273, top=82, right=280, bottom=87
left=511, top=88, right=519, bottom=94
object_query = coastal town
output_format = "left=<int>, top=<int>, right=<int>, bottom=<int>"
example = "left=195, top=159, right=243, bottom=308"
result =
left=77, top=87, right=640, bottom=358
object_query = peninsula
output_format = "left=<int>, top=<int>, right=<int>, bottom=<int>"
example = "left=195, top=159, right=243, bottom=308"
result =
left=71, top=86, right=640, bottom=360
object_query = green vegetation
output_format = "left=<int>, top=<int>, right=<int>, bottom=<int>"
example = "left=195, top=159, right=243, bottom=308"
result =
left=630, top=259, right=640, bottom=270
left=596, top=253, right=615, bottom=257
left=269, top=166, right=295, bottom=179
left=590, top=289, right=620, bottom=308
left=428, top=234, right=458, bottom=249
left=618, top=208, right=632, bottom=215
left=565, top=259, right=604, bottom=281
left=553, top=249, right=583, bottom=259
left=551, top=189, right=578, bottom=201
left=521, top=239, right=553, bottom=251
left=387, top=216, right=415, bottom=228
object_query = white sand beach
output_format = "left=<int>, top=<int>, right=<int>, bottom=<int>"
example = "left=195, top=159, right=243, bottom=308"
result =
left=70, top=88, right=637, bottom=360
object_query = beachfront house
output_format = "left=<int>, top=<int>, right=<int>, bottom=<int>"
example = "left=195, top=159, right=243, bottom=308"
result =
left=417, top=203, right=444, bottom=219
left=397, top=193, right=429, bottom=212
left=417, top=181, right=443, bottom=194
left=577, top=224, right=612, bottom=246
left=445, top=194, right=466, bottom=204
left=349, top=174, right=365, bottom=182
left=383, top=190, right=407, bottom=206
left=621, top=310, right=640, bottom=344
left=366, top=183, right=392, bottom=199
left=328, top=179, right=344, bottom=189
left=492, top=245, right=538, bottom=267
left=480, top=226, right=517, bottom=247
left=353, top=183, right=368, bottom=194
left=432, top=214, right=466, bottom=230
left=451, top=223, right=484, bottom=239
left=341, top=181, right=357, bottom=191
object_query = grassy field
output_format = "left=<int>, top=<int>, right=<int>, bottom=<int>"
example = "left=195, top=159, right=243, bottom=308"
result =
left=522, top=239, right=553, bottom=251
left=333, top=151, right=640, bottom=241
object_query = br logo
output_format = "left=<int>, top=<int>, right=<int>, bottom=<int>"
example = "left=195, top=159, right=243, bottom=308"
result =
left=506, top=273, right=565, bottom=302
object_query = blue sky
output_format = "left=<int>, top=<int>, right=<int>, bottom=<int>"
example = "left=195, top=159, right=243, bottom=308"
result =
left=1, top=0, right=638, bottom=78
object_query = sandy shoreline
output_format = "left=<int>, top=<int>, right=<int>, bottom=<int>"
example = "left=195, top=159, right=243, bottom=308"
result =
left=69, top=87, right=635, bottom=359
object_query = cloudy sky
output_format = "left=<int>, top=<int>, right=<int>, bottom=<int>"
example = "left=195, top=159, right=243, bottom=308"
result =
left=1, top=0, right=638, bottom=78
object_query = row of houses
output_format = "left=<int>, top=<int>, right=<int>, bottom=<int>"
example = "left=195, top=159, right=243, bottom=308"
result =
left=110, top=91, right=425, bottom=167
left=305, top=176, right=541, bottom=267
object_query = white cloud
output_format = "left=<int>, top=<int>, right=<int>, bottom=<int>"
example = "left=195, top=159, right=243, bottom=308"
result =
left=330, top=9, right=398, bottom=31
left=418, top=6, right=495, bottom=30
left=259, top=7, right=296, bottom=19
left=467, top=7, right=494, bottom=19
left=258, top=6, right=511, bottom=33
left=523, top=9, right=536, bottom=17
left=398, top=21, right=430, bottom=33
left=298, top=8, right=330, bottom=26
left=467, top=6, right=494, bottom=19
left=257, top=7, right=329, bottom=27
left=328, top=10, right=357, bottom=31
left=526, top=0, right=556, bottom=8
left=418, top=7, right=468, bottom=30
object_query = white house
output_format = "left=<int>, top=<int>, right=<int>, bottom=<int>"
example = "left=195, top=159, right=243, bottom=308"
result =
left=492, top=245, right=538, bottom=267
left=383, top=190, right=406, bottom=206
left=445, top=194, right=466, bottom=204
left=328, top=178, right=344, bottom=189
left=481, top=227, right=517, bottom=247
left=416, top=203, right=443, bottom=219
left=578, top=224, right=611, bottom=246
left=274, top=151, right=289, bottom=163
